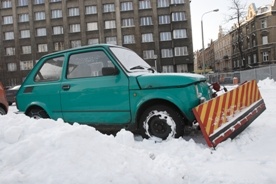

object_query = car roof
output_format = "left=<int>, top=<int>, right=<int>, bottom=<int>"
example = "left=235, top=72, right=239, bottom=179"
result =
left=40, top=44, right=125, bottom=59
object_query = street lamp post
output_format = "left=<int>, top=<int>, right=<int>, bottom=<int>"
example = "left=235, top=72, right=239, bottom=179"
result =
left=201, top=9, right=219, bottom=74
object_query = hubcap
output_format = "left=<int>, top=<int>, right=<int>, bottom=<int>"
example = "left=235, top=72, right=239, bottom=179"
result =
left=143, top=110, right=176, bottom=139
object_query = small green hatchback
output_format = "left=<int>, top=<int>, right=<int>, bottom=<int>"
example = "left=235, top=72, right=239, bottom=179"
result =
left=16, top=44, right=212, bottom=139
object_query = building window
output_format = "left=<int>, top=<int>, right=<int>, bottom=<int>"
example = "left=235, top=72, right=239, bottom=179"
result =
left=261, top=19, right=267, bottom=29
left=103, top=4, right=115, bottom=13
left=142, top=33, right=153, bottom=42
left=19, top=13, right=29, bottom=22
left=86, top=6, right=97, bottom=14
left=69, top=24, right=81, bottom=33
left=160, top=32, right=172, bottom=41
left=172, top=12, right=186, bottom=21
left=248, top=56, right=251, bottom=65
left=121, top=2, right=133, bottom=11
left=22, top=46, right=31, bottom=54
left=139, top=0, right=151, bottom=9
left=4, top=31, right=14, bottom=40
left=263, top=52, right=269, bottom=62
left=140, top=16, right=153, bottom=26
left=123, top=35, right=135, bottom=44
left=143, top=50, right=155, bottom=59
left=106, top=36, right=117, bottom=44
left=122, top=18, right=134, bottom=27
left=50, top=0, right=61, bottom=2
left=105, top=20, right=116, bottom=29
left=2, top=0, right=12, bottom=8
left=171, top=0, right=185, bottom=4
left=20, top=61, right=33, bottom=70
left=54, top=42, right=64, bottom=51
left=157, top=0, right=170, bottom=7
left=52, top=9, right=62, bottom=19
left=34, top=0, right=44, bottom=4
left=18, top=0, right=28, bottom=6
left=88, top=38, right=99, bottom=45
left=20, top=30, right=30, bottom=38
left=253, top=54, right=257, bottom=63
left=35, top=11, right=46, bottom=20
left=159, top=15, right=170, bottom=24
left=3, top=16, right=13, bottom=24
left=262, top=36, right=268, bottom=44
left=161, top=49, right=173, bottom=58
left=71, top=40, right=81, bottom=48
left=68, top=7, right=79, bottom=16
left=252, top=39, right=256, bottom=47
left=87, top=22, right=98, bottom=31
left=5, top=47, right=15, bottom=56
left=174, top=46, right=188, bottom=56
left=162, top=65, right=174, bottom=73
left=36, top=28, right=47, bottom=36
left=7, top=63, right=17, bottom=72
left=173, top=29, right=187, bottom=39
left=53, top=26, right=63, bottom=35
left=176, top=64, right=188, bottom=73
left=38, top=44, right=48, bottom=52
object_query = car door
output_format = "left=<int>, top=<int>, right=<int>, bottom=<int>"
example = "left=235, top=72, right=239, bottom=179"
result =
left=60, top=49, right=131, bottom=125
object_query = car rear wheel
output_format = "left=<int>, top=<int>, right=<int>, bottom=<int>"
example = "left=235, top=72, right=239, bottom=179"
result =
left=27, top=108, right=49, bottom=119
left=0, top=107, right=7, bottom=115
left=139, top=105, right=185, bottom=140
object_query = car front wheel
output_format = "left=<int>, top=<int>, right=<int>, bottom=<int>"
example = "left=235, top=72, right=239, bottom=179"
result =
left=139, top=105, right=185, bottom=140
left=27, top=108, right=49, bottom=119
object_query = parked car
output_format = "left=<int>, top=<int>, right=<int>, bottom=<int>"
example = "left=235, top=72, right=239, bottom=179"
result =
left=16, top=44, right=213, bottom=139
left=0, top=82, right=9, bottom=115
left=6, top=85, right=21, bottom=105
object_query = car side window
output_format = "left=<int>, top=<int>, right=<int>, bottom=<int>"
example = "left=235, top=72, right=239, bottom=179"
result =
left=35, top=56, right=64, bottom=82
left=67, top=50, right=115, bottom=79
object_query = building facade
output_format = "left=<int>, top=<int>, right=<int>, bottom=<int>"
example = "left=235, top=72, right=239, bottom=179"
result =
left=214, top=26, right=232, bottom=72
left=195, top=1, right=276, bottom=74
left=231, top=1, right=276, bottom=70
left=0, top=0, right=194, bottom=86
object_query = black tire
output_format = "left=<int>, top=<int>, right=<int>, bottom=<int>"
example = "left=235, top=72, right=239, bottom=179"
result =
left=27, top=108, right=49, bottom=119
left=139, top=105, right=185, bottom=140
left=0, top=107, right=7, bottom=115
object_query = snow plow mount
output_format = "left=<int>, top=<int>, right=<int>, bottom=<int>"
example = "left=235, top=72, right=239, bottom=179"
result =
left=193, top=80, right=266, bottom=148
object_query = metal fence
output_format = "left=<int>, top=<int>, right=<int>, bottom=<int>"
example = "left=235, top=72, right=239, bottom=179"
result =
left=205, top=64, right=276, bottom=85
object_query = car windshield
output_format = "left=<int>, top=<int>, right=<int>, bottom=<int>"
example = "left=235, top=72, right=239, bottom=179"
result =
left=110, top=47, right=153, bottom=73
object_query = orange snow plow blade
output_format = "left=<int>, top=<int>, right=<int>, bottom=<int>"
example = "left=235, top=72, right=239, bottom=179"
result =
left=193, top=80, right=266, bottom=148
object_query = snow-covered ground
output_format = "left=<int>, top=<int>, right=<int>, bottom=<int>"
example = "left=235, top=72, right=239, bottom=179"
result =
left=1, top=78, right=276, bottom=184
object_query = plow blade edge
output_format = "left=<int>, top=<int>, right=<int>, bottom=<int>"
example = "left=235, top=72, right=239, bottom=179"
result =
left=192, top=80, right=266, bottom=147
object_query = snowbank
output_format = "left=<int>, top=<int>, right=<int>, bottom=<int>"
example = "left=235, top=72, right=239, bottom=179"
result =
left=0, top=78, right=276, bottom=184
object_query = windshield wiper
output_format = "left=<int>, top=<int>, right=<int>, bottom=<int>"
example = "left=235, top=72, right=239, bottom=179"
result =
left=129, top=65, right=146, bottom=70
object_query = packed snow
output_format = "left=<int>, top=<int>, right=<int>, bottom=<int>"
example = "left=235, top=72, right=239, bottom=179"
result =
left=1, top=78, right=276, bottom=184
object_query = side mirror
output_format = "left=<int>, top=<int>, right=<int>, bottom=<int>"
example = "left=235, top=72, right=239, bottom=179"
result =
left=102, top=67, right=119, bottom=76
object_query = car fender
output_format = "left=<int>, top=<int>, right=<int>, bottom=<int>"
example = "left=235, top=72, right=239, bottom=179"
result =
left=25, top=101, right=62, bottom=120
left=131, top=90, right=196, bottom=124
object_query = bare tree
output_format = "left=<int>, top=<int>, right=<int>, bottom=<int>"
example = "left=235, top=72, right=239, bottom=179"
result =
left=227, top=0, right=247, bottom=70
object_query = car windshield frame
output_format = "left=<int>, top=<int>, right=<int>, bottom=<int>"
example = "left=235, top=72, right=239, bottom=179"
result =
left=110, top=47, right=153, bottom=73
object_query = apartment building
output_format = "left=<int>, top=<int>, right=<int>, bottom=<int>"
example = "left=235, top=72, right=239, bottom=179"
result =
left=214, top=26, right=232, bottom=72
left=0, top=0, right=193, bottom=86
left=231, top=1, right=276, bottom=70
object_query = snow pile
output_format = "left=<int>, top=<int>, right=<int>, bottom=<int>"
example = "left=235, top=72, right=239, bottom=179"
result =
left=0, top=79, right=276, bottom=184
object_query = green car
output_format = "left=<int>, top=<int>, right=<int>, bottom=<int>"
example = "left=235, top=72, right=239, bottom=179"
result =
left=16, top=44, right=212, bottom=139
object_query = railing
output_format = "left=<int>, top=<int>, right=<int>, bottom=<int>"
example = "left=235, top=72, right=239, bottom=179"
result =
left=204, top=64, right=276, bottom=85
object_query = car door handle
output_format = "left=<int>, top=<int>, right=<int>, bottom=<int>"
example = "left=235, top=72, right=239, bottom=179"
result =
left=62, top=84, right=71, bottom=91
